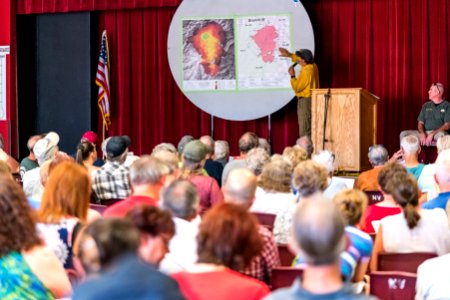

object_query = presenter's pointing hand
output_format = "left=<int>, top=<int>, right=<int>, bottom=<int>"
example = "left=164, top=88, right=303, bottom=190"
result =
left=279, top=47, right=291, bottom=57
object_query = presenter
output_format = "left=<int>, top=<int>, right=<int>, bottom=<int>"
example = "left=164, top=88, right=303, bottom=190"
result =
left=279, top=48, right=319, bottom=137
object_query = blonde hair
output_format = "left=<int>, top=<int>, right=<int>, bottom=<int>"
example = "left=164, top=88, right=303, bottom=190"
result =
left=333, top=189, right=368, bottom=226
left=38, top=161, right=91, bottom=223
left=283, top=146, right=308, bottom=169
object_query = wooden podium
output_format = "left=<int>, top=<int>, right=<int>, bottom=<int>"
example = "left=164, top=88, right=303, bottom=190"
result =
left=311, top=88, right=378, bottom=172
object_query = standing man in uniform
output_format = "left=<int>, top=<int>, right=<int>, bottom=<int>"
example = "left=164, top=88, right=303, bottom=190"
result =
left=279, top=48, right=319, bottom=138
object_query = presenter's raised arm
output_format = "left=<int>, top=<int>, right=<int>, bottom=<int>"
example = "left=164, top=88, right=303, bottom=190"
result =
left=279, top=47, right=292, bottom=57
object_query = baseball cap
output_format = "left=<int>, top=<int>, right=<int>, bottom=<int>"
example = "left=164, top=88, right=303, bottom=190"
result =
left=81, top=131, right=98, bottom=144
left=106, top=136, right=131, bottom=158
left=33, top=132, right=60, bottom=165
left=183, top=140, right=207, bottom=162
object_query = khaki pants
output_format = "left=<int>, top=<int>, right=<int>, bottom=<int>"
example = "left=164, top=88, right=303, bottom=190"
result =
left=297, top=97, right=311, bottom=137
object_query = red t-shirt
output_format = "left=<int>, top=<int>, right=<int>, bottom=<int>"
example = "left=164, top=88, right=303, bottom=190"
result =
left=172, top=269, right=269, bottom=300
left=362, top=204, right=402, bottom=234
left=103, top=195, right=157, bottom=217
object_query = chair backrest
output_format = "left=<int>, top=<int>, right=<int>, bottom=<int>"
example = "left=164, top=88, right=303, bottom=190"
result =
left=370, top=271, right=417, bottom=300
left=365, top=190, right=384, bottom=205
left=252, top=212, right=276, bottom=231
left=270, top=267, right=303, bottom=290
left=89, top=203, right=108, bottom=215
left=278, top=244, right=296, bottom=266
left=378, top=252, right=437, bottom=273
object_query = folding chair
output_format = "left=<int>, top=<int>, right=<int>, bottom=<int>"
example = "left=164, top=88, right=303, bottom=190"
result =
left=270, top=267, right=303, bottom=290
left=370, top=271, right=416, bottom=300
left=364, top=191, right=384, bottom=206
left=252, top=212, right=276, bottom=231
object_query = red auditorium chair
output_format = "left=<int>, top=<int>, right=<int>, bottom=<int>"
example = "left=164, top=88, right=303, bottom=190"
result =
left=270, top=267, right=303, bottom=290
left=364, top=190, right=384, bottom=206
left=419, top=142, right=437, bottom=164
left=377, top=252, right=437, bottom=273
left=370, top=271, right=416, bottom=300
left=252, top=212, right=276, bottom=231
left=278, top=244, right=296, bottom=266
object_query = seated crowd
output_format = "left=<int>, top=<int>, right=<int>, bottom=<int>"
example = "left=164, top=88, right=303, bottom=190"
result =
left=1, top=129, right=450, bottom=299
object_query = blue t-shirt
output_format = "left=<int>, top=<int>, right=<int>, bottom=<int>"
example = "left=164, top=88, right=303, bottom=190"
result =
left=422, top=191, right=450, bottom=210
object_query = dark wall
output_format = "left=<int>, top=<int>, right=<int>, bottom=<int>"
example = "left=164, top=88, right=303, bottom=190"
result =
left=17, top=12, right=98, bottom=158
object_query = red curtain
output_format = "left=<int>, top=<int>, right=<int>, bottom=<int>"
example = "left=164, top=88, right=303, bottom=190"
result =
left=17, top=0, right=450, bottom=155
left=17, top=0, right=181, bottom=14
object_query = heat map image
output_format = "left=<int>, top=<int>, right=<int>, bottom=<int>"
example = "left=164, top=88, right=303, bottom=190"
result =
left=182, top=19, right=235, bottom=91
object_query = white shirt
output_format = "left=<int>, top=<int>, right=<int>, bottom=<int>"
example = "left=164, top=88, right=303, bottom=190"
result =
left=416, top=253, right=450, bottom=300
left=382, top=209, right=450, bottom=256
left=417, top=164, right=438, bottom=195
left=250, top=187, right=296, bottom=216
left=323, top=177, right=348, bottom=200
left=159, top=217, right=199, bottom=274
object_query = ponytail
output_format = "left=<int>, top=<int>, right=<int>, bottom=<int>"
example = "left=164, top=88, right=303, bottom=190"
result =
left=403, top=202, right=421, bottom=229
left=75, top=148, right=84, bottom=165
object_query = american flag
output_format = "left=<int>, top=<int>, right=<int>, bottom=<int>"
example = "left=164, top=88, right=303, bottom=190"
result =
left=96, top=30, right=111, bottom=130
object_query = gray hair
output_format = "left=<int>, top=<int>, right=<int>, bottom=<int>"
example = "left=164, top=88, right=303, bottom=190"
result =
left=312, top=150, right=336, bottom=174
left=200, top=135, right=214, bottom=154
left=129, top=156, right=171, bottom=186
left=151, top=150, right=180, bottom=174
left=293, top=196, right=346, bottom=265
left=238, top=132, right=259, bottom=154
left=245, top=147, right=270, bottom=176
left=177, top=135, right=194, bottom=154
left=368, top=145, right=388, bottom=166
left=152, top=143, right=177, bottom=154
left=437, top=136, right=450, bottom=154
left=292, top=160, right=328, bottom=198
left=160, top=179, right=199, bottom=220
left=258, top=138, right=271, bottom=155
left=401, top=135, right=420, bottom=154
left=296, top=136, right=314, bottom=158
left=214, top=140, right=229, bottom=160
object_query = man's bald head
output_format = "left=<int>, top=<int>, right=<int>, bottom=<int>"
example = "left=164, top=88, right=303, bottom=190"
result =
left=223, top=168, right=257, bottom=207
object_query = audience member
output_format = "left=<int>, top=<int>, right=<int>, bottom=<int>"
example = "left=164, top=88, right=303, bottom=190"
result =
left=0, top=175, right=71, bottom=299
left=80, top=131, right=104, bottom=167
left=104, top=156, right=170, bottom=217
left=172, top=203, right=270, bottom=300
left=267, top=196, right=376, bottom=300
left=73, top=218, right=184, bottom=300
left=159, top=179, right=200, bottom=273
left=223, top=168, right=280, bottom=284
left=221, top=131, right=259, bottom=185
left=245, top=147, right=271, bottom=177
left=181, top=140, right=223, bottom=214
left=282, top=146, right=308, bottom=169
left=0, top=160, right=12, bottom=179
left=19, top=134, right=42, bottom=177
left=312, top=150, right=347, bottom=199
left=401, top=134, right=425, bottom=180
left=370, top=172, right=450, bottom=271
left=177, top=135, right=194, bottom=156
left=295, top=135, right=314, bottom=159
left=92, top=135, right=131, bottom=201
left=273, top=160, right=328, bottom=244
left=0, top=133, right=19, bottom=173
left=360, top=162, right=404, bottom=233
left=75, top=141, right=100, bottom=174
left=400, top=82, right=449, bottom=146
left=214, top=140, right=229, bottom=167
left=422, top=149, right=450, bottom=209
left=23, top=131, right=60, bottom=197
left=36, top=162, right=93, bottom=269
left=354, top=144, right=389, bottom=191
left=152, top=142, right=178, bottom=154
left=258, top=137, right=271, bottom=155
left=416, top=201, right=450, bottom=299
left=151, top=149, right=181, bottom=185
left=418, top=135, right=450, bottom=197
left=127, top=205, right=175, bottom=267
left=200, top=135, right=224, bottom=186
left=250, top=159, right=296, bottom=216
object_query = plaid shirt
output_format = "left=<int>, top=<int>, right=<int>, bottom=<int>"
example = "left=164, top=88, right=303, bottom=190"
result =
left=241, top=225, right=280, bottom=283
left=92, top=161, right=131, bottom=200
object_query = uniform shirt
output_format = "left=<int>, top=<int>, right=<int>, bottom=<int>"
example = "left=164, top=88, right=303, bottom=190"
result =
left=417, top=100, right=450, bottom=131
left=92, top=161, right=131, bottom=200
